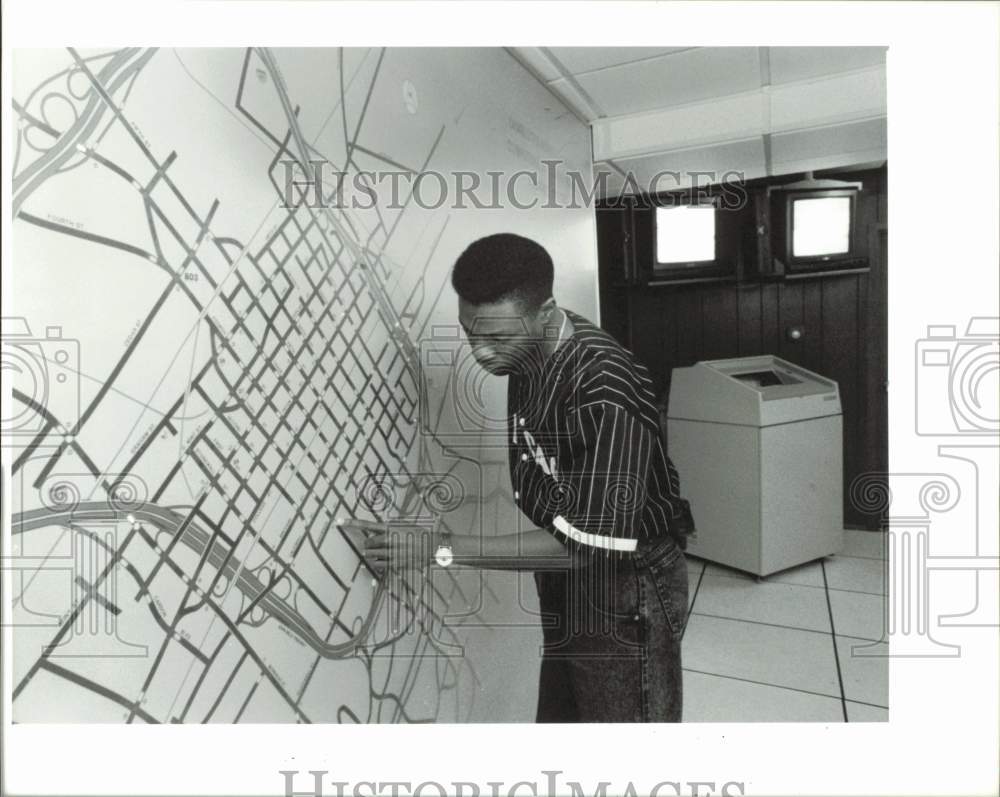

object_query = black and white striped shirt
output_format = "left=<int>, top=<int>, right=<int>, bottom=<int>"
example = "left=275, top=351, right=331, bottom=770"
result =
left=507, top=309, right=690, bottom=556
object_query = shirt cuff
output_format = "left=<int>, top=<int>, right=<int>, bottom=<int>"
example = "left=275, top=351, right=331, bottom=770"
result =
left=551, top=515, right=638, bottom=552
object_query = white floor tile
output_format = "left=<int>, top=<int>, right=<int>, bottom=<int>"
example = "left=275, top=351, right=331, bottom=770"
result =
left=835, top=636, right=888, bottom=706
left=767, top=561, right=827, bottom=588
left=824, top=555, right=886, bottom=596
left=827, top=588, right=885, bottom=641
left=841, top=529, right=886, bottom=560
left=683, top=614, right=841, bottom=698
left=684, top=670, right=844, bottom=722
left=705, top=559, right=827, bottom=589
left=845, top=701, right=888, bottom=722
left=693, top=575, right=832, bottom=633
left=700, top=560, right=752, bottom=581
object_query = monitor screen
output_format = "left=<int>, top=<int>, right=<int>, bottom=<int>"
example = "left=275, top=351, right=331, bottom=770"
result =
left=791, top=195, right=851, bottom=258
left=655, top=205, right=715, bottom=265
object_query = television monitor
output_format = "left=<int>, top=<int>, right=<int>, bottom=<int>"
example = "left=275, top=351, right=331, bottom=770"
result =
left=656, top=205, right=715, bottom=266
left=649, top=200, right=741, bottom=281
left=774, top=187, right=865, bottom=275
left=791, top=194, right=851, bottom=258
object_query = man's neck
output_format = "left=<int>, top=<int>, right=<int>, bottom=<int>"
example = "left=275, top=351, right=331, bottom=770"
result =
left=542, top=308, right=573, bottom=360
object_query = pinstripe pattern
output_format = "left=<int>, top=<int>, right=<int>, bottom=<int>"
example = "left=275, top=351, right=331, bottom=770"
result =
left=508, top=310, right=688, bottom=556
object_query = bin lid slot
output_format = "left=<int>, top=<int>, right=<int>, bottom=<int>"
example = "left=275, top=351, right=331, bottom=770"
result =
left=731, top=370, right=803, bottom=388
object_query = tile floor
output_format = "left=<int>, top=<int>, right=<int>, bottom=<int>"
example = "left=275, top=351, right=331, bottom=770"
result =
left=681, top=529, right=888, bottom=722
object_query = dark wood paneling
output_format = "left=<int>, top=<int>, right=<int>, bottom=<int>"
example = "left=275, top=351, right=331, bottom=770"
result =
left=777, top=281, right=805, bottom=362
left=701, top=287, right=739, bottom=362
left=595, top=167, right=888, bottom=529
left=855, top=224, right=889, bottom=526
left=736, top=285, right=763, bottom=356
left=821, top=273, right=863, bottom=523
left=801, top=279, right=825, bottom=373
left=761, top=282, right=781, bottom=355
left=673, top=289, right=705, bottom=368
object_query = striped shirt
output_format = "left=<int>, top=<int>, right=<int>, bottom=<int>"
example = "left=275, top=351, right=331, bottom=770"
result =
left=507, top=309, right=691, bottom=556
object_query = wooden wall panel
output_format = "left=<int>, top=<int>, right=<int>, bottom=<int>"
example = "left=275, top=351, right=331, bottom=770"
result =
left=761, top=282, right=781, bottom=356
left=673, top=291, right=705, bottom=370
left=777, top=282, right=805, bottom=362
left=701, top=287, right=739, bottom=362
left=736, top=285, right=763, bottom=357
left=821, top=274, right=863, bottom=522
left=801, top=279, right=825, bottom=373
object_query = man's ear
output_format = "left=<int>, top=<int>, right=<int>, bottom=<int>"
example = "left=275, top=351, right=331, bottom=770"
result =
left=537, top=296, right=558, bottom=322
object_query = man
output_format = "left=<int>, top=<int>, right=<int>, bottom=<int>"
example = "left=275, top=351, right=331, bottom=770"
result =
left=345, top=232, right=693, bottom=722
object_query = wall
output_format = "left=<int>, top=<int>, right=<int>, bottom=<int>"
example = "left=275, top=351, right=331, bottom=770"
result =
left=596, top=167, right=887, bottom=529
left=7, top=47, right=597, bottom=724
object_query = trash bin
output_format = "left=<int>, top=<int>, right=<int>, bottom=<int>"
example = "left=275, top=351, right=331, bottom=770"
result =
left=667, top=355, right=844, bottom=576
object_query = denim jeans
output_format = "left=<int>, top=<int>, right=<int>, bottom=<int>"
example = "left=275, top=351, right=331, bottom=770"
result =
left=533, top=535, right=688, bottom=722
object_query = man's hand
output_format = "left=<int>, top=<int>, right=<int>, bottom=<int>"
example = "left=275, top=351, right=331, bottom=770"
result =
left=337, top=518, right=440, bottom=576
left=338, top=518, right=579, bottom=572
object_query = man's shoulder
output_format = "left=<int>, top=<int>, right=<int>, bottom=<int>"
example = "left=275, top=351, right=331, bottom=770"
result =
left=563, top=310, right=659, bottom=419
left=565, top=311, right=636, bottom=370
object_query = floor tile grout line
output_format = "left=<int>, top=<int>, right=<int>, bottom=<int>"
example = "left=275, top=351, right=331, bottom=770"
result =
left=844, top=697, right=890, bottom=710
left=821, top=559, right=850, bottom=723
left=682, top=560, right=707, bottom=641
left=834, top=552, right=886, bottom=562
left=686, top=612, right=888, bottom=703
left=687, top=550, right=885, bottom=568
left=682, top=667, right=845, bottom=709
left=691, top=610, right=828, bottom=636
left=692, top=566, right=886, bottom=597
left=681, top=668, right=888, bottom=712
left=689, top=610, right=883, bottom=644
left=835, top=632, right=890, bottom=646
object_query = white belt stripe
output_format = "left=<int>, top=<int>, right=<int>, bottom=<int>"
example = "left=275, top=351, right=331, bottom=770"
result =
left=552, top=515, right=637, bottom=552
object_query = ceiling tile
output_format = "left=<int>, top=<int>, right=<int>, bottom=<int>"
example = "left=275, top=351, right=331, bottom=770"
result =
left=768, top=46, right=887, bottom=85
left=575, top=47, right=762, bottom=118
left=595, top=138, right=768, bottom=197
left=769, top=117, right=887, bottom=173
left=507, top=48, right=562, bottom=83
left=546, top=47, right=695, bottom=77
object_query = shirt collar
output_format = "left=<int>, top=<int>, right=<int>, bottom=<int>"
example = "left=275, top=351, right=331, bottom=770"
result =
left=510, top=308, right=587, bottom=405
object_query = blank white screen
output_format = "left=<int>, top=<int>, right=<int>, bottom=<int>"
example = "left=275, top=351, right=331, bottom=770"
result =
left=792, top=196, right=851, bottom=257
left=655, top=205, right=715, bottom=264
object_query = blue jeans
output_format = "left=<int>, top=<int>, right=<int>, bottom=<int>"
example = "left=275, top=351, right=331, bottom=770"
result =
left=533, top=535, right=688, bottom=722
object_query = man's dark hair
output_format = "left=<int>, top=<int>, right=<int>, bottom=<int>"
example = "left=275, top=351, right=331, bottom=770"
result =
left=451, top=233, right=554, bottom=310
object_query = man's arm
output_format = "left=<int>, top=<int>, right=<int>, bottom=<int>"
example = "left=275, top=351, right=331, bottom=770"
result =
left=448, top=527, right=580, bottom=570
left=339, top=520, right=580, bottom=573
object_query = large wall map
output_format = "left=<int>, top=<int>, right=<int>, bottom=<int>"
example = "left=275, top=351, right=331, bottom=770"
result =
left=4, top=46, right=593, bottom=723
